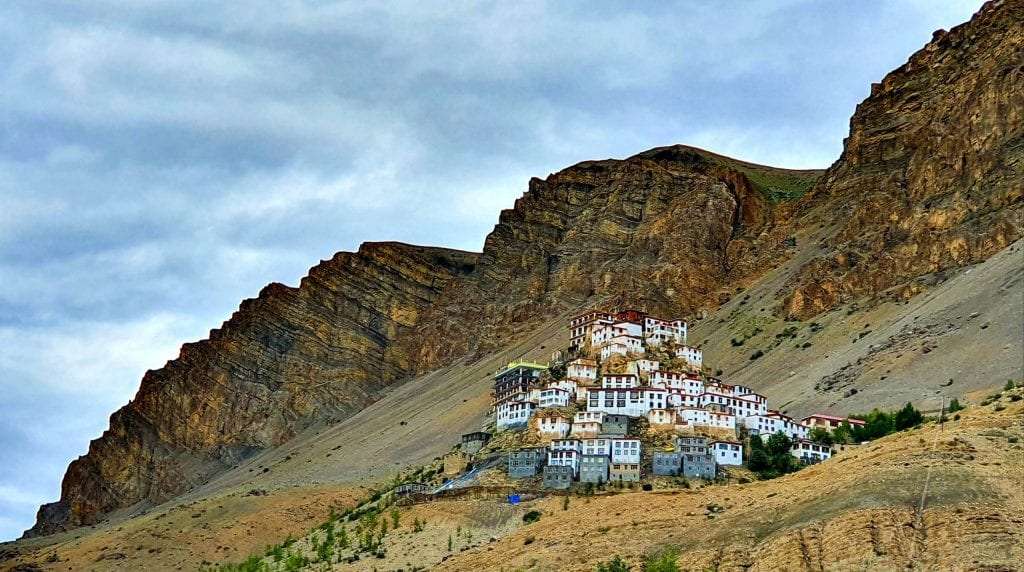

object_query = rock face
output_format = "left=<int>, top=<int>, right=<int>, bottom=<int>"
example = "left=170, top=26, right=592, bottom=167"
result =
left=26, top=0, right=1023, bottom=538
left=782, top=0, right=1024, bottom=318
left=26, top=243, right=479, bottom=537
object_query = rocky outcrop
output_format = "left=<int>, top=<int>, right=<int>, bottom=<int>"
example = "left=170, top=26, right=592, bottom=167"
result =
left=25, top=243, right=478, bottom=537
left=783, top=0, right=1024, bottom=318
left=26, top=0, right=1023, bottom=539
left=414, top=147, right=819, bottom=368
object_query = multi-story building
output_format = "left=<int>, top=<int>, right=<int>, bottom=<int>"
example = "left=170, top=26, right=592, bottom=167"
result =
left=675, top=345, right=703, bottom=369
left=587, top=387, right=669, bottom=417
left=791, top=440, right=832, bottom=464
left=571, top=411, right=605, bottom=438
left=677, top=407, right=736, bottom=430
left=538, top=387, right=571, bottom=408
left=600, top=374, right=639, bottom=389
left=800, top=414, right=866, bottom=432
left=536, top=415, right=571, bottom=439
left=581, top=437, right=612, bottom=457
left=496, top=400, right=536, bottom=431
left=709, top=440, right=743, bottom=466
left=542, top=465, right=574, bottom=489
left=566, top=357, right=599, bottom=381
left=492, top=362, right=547, bottom=409
left=609, top=462, right=641, bottom=482
left=508, top=447, right=547, bottom=478
left=460, top=432, right=491, bottom=455
left=650, top=370, right=704, bottom=395
left=580, top=454, right=610, bottom=483
left=642, top=316, right=687, bottom=347
left=652, top=451, right=682, bottom=476
left=681, top=453, right=716, bottom=479
left=547, top=450, right=580, bottom=476
left=610, top=438, right=641, bottom=464
left=745, top=411, right=810, bottom=442
left=568, top=311, right=616, bottom=353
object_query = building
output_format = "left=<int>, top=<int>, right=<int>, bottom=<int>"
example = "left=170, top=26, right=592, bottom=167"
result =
left=643, top=316, right=688, bottom=347
left=568, top=311, right=615, bottom=353
left=542, top=464, right=574, bottom=489
left=547, top=378, right=579, bottom=396
left=745, top=411, right=810, bottom=442
left=652, top=451, right=682, bottom=476
left=566, top=358, right=599, bottom=381
left=791, top=440, right=832, bottom=464
left=609, top=462, right=641, bottom=482
left=647, top=408, right=676, bottom=427
left=460, top=432, right=491, bottom=455
left=628, top=359, right=661, bottom=377
left=548, top=449, right=581, bottom=475
left=677, top=407, right=736, bottom=430
left=675, top=345, right=703, bottom=369
left=508, top=447, right=547, bottom=478
left=571, top=411, right=605, bottom=438
left=587, top=387, right=669, bottom=417
left=682, top=453, right=716, bottom=479
left=492, top=362, right=547, bottom=408
left=591, top=321, right=643, bottom=347
left=496, top=400, right=536, bottom=431
left=581, top=437, right=612, bottom=456
left=675, top=435, right=709, bottom=454
left=610, top=438, right=641, bottom=464
left=394, top=482, right=430, bottom=496
left=538, top=387, right=571, bottom=408
left=580, top=454, right=610, bottom=483
left=801, top=414, right=867, bottom=432
left=601, top=374, right=640, bottom=389
left=709, top=440, right=743, bottom=466
left=537, top=415, right=571, bottom=439
left=600, top=414, right=630, bottom=437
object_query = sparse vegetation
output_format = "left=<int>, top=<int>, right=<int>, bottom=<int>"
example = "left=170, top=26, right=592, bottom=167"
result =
left=597, top=555, right=631, bottom=572
left=523, top=510, right=542, bottom=524
left=643, top=545, right=680, bottom=572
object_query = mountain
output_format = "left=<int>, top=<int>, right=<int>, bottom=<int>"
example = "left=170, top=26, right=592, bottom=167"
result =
left=20, top=0, right=1023, bottom=548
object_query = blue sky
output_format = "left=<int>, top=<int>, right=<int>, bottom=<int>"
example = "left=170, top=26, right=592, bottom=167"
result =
left=0, top=0, right=983, bottom=541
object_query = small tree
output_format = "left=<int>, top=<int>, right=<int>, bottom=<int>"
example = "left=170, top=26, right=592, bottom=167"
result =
left=1005, top=379, right=1016, bottom=391
left=563, top=496, right=570, bottom=511
left=808, top=427, right=833, bottom=446
left=894, top=402, right=924, bottom=431
left=947, top=398, right=963, bottom=413
left=390, top=507, right=401, bottom=529
left=597, top=555, right=631, bottom=572
left=832, top=421, right=853, bottom=444
left=644, top=545, right=680, bottom=572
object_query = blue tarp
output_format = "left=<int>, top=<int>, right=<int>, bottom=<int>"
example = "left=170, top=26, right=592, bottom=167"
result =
left=507, top=494, right=521, bottom=504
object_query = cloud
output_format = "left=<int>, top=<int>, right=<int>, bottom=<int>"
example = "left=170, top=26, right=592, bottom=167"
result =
left=0, top=0, right=985, bottom=541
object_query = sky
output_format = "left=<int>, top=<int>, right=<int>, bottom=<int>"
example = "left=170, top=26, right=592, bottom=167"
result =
left=0, top=0, right=984, bottom=541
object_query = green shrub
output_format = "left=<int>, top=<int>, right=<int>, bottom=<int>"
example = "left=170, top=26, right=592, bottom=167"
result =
left=523, top=510, right=542, bottom=524
left=644, top=545, right=680, bottom=572
left=749, top=350, right=764, bottom=360
left=641, top=483, right=653, bottom=491
left=597, top=555, right=631, bottom=572
left=1005, top=380, right=1017, bottom=391
left=947, top=398, right=963, bottom=413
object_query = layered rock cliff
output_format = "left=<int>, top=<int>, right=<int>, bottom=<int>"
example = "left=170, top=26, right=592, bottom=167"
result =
left=26, top=243, right=479, bottom=536
left=26, top=0, right=1023, bottom=538
left=782, top=0, right=1024, bottom=317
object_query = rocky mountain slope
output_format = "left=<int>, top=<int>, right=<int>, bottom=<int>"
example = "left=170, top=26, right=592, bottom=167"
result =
left=21, top=0, right=1023, bottom=543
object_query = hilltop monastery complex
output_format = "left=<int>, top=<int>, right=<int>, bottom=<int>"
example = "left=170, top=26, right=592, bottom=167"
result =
left=488, top=309, right=861, bottom=488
